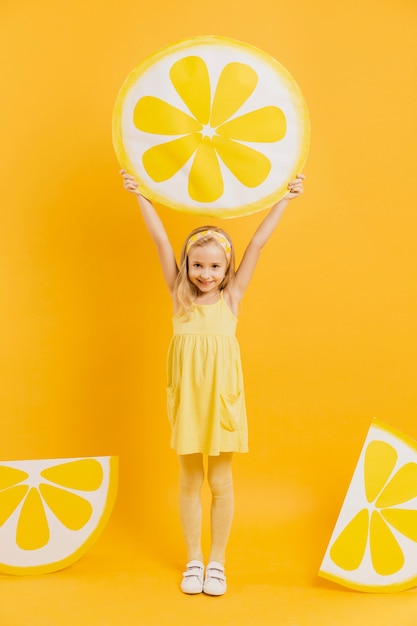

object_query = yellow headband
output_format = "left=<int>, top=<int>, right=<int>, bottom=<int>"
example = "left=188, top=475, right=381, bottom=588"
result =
left=186, top=230, right=232, bottom=262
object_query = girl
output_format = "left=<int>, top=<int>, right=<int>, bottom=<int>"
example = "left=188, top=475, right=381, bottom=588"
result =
left=121, top=170, right=305, bottom=595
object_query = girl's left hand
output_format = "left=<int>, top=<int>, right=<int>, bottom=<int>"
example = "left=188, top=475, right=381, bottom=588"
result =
left=285, top=173, right=305, bottom=199
left=120, top=169, right=140, bottom=195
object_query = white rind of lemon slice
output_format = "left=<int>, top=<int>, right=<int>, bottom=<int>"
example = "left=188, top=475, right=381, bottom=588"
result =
left=112, top=35, right=310, bottom=218
left=0, top=456, right=118, bottom=575
left=319, top=420, right=417, bottom=592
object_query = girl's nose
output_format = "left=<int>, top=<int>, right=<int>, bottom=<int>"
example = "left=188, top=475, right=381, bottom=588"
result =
left=201, top=267, right=209, bottom=277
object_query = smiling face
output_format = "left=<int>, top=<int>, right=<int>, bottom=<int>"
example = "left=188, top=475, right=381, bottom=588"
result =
left=187, top=241, right=228, bottom=296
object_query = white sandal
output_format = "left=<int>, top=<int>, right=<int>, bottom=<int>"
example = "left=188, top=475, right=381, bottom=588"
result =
left=203, top=561, right=227, bottom=596
left=180, top=560, right=204, bottom=594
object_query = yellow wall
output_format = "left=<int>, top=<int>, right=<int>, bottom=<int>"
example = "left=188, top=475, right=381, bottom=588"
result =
left=1, top=0, right=416, bottom=550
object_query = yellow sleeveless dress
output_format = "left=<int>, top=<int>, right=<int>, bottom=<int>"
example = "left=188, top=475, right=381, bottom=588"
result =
left=166, top=291, right=248, bottom=456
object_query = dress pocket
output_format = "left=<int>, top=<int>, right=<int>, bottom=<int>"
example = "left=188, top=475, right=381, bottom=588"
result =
left=166, top=386, right=180, bottom=426
left=220, top=391, right=242, bottom=431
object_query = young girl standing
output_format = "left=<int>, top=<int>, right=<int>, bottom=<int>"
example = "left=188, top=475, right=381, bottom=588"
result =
left=121, top=170, right=305, bottom=595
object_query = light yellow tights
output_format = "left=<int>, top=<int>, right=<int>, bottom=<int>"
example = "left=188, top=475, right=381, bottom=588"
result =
left=178, top=452, right=234, bottom=565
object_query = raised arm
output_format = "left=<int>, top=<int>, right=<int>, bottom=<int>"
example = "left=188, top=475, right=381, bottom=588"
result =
left=230, top=174, right=305, bottom=302
left=121, top=170, right=178, bottom=295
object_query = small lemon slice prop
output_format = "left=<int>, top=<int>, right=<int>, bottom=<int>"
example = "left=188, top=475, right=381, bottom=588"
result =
left=0, top=456, right=118, bottom=575
left=319, top=420, right=417, bottom=592
left=113, top=36, right=310, bottom=218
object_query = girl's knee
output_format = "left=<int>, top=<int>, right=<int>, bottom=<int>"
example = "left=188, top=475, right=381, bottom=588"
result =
left=178, top=455, right=205, bottom=494
left=207, top=453, right=234, bottom=495
left=178, top=454, right=204, bottom=473
left=180, top=470, right=204, bottom=495
left=207, top=468, right=233, bottom=497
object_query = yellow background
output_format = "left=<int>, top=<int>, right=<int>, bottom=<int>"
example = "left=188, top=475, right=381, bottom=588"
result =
left=1, top=0, right=417, bottom=624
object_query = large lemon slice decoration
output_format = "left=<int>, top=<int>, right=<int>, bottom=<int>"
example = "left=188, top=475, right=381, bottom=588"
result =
left=113, top=36, right=310, bottom=218
left=319, top=420, right=417, bottom=592
left=0, top=456, right=118, bottom=575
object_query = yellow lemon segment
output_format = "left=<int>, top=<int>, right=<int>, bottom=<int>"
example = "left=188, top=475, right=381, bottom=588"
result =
left=142, top=134, right=202, bottom=183
left=376, top=463, right=417, bottom=508
left=0, top=484, right=28, bottom=526
left=0, top=466, right=28, bottom=490
left=40, top=458, right=104, bottom=491
left=382, top=508, right=417, bottom=542
left=212, top=136, right=271, bottom=187
left=188, top=137, right=223, bottom=202
left=113, top=35, right=310, bottom=218
left=134, top=96, right=202, bottom=135
left=319, top=419, right=417, bottom=592
left=217, top=106, right=286, bottom=142
left=0, top=456, right=118, bottom=575
left=17, top=488, right=50, bottom=550
left=329, top=509, right=369, bottom=572
left=364, top=440, right=397, bottom=502
left=210, top=62, right=258, bottom=127
left=370, top=511, right=404, bottom=576
left=39, top=483, right=93, bottom=531
left=170, top=56, right=211, bottom=125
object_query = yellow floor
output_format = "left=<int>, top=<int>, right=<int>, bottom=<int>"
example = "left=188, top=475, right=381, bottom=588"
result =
left=3, top=490, right=417, bottom=626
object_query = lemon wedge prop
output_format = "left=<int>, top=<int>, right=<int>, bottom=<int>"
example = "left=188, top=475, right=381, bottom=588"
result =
left=0, top=456, right=118, bottom=575
left=112, top=36, right=310, bottom=218
left=319, top=420, right=417, bottom=592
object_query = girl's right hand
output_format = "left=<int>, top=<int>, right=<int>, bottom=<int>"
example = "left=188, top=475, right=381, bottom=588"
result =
left=120, top=169, right=140, bottom=195
left=285, top=173, right=305, bottom=200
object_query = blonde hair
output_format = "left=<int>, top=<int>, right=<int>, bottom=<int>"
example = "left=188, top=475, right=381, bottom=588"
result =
left=174, top=226, right=235, bottom=319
